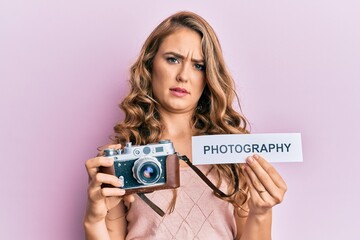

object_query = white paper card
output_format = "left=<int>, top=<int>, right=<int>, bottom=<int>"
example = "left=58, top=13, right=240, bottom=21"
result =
left=192, top=133, right=303, bottom=165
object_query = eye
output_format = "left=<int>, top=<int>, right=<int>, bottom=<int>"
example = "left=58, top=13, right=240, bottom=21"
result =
left=194, top=63, right=205, bottom=71
left=166, top=57, right=179, bottom=64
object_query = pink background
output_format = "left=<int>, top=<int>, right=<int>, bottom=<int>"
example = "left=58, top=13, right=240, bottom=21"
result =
left=1, top=1, right=359, bottom=239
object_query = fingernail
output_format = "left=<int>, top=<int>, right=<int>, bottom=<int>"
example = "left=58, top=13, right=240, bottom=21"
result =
left=246, top=157, right=254, bottom=164
left=117, top=180, right=122, bottom=187
left=118, top=177, right=124, bottom=187
left=107, top=158, right=114, bottom=164
left=253, top=154, right=260, bottom=160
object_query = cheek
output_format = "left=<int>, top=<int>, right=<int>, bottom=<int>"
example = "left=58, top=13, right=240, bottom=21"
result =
left=152, top=64, right=170, bottom=86
left=151, top=70, right=170, bottom=100
left=195, top=78, right=206, bottom=94
left=152, top=76, right=167, bottom=97
left=151, top=67, right=163, bottom=89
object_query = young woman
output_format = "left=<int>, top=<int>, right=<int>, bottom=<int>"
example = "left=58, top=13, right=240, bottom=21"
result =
left=84, top=11, right=287, bottom=240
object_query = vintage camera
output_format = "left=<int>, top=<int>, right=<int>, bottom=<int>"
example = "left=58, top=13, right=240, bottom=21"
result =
left=100, top=139, right=180, bottom=194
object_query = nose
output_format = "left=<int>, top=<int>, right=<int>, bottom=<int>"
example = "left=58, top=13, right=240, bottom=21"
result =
left=176, top=63, right=190, bottom=83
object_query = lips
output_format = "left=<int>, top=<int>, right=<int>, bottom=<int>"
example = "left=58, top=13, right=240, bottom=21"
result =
left=169, top=87, right=189, bottom=94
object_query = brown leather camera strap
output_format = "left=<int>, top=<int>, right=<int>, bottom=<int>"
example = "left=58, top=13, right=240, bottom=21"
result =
left=137, top=192, right=165, bottom=217
left=139, top=155, right=239, bottom=217
left=178, top=155, right=239, bottom=198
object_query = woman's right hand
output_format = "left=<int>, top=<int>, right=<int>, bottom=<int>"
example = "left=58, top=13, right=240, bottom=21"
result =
left=84, top=144, right=129, bottom=223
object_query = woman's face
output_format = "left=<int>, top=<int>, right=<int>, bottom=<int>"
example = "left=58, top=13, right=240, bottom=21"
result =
left=151, top=27, right=206, bottom=115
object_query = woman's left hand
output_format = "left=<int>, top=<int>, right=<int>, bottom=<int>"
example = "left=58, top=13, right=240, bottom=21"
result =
left=242, top=154, right=287, bottom=216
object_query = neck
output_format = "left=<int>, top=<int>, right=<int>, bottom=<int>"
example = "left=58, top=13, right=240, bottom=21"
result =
left=159, top=110, right=194, bottom=139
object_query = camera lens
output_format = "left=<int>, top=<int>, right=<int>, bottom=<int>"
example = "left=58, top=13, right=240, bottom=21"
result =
left=133, top=156, right=162, bottom=185
left=141, top=164, right=158, bottom=180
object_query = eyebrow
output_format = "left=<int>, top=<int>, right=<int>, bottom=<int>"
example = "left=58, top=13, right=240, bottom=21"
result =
left=163, top=51, right=204, bottom=63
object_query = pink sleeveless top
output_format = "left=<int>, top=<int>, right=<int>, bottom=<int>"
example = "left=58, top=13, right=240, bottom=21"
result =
left=125, top=165, right=237, bottom=240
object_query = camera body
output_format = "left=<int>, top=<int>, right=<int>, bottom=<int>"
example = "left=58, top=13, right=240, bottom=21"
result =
left=100, top=140, right=180, bottom=194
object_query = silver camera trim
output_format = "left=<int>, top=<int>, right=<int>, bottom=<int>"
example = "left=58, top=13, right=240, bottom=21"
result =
left=104, top=139, right=175, bottom=161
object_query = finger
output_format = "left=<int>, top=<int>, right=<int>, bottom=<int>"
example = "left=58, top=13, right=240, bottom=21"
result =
left=88, top=173, right=124, bottom=201
left=247, top=155, right=287, bottom=204
left=243, top=166, right=283, bottom=214
left=85, top=157, right=114, bottom=178
left=245, top=156, right=278, bottom=190
left=123, top=194, right=135, bottom=203
left=97, top=144, right=122, bottom=156
left=89, top=187, right=125, bottom=203
left=245, top=155, right=285, bottom=198
left=244, top=164, right=277, bottom=204
left=242, top=166, right=263, bottom=201
left=253, top=154, right=287, bottom=191
left=244, top=164, right=267, bottom=196
left=90, top=172, right=122, bottom=189
left=88, top=173, right=121, bottom=201
left=244, top=162, right=265, bottom=191
left=100, top=187, right=126, bottom=197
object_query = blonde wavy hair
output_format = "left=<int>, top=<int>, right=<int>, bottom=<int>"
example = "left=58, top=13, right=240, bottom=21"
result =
left=113, top=11, right=249, bottom=212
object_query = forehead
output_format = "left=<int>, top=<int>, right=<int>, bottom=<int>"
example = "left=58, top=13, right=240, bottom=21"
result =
left=158, top=27, right=204, bottom=58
